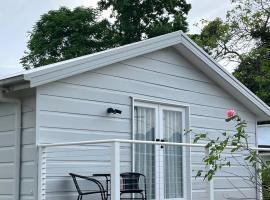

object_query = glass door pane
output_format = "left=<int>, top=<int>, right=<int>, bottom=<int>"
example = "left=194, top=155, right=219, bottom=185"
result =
left=162, top=109, right=183, bottom=199
left=134, top=106, right=156, bottom=199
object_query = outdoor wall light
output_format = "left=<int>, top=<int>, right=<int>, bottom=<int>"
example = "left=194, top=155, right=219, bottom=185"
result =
left=107, top=108, right=122, bottom=114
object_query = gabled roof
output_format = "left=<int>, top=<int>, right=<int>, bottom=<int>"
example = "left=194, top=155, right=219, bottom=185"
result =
left=1, top=31, right=270, bottom=120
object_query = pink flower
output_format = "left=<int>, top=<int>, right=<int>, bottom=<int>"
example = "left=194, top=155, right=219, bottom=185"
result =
left=226, top=109, right=235, bottom=118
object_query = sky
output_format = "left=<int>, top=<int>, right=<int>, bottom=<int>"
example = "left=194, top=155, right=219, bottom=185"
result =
left=0, top=0, right=231, bottom=77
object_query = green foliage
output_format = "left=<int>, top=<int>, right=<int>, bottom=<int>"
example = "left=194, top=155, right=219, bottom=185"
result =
left=262, top=161, right=270, bottom=199
left=190, top=18, right=231, bottom=60
left=193, top=113, right=270, bottom=197
left=234, top=46, right=270, bottom=105
left=21, top=7, right=117, bottom=69
left=191, top=0, right=270, bottom=105
left=98, top=0, right=191, bottom=45
left=21, top=1, right=191, bottom=69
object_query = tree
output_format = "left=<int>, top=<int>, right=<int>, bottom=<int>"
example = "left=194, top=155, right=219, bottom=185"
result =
left=98, top=0, right=191, bottom=45
left=21, top=1, right=191, bottom=69
left=21, top=7, right=117, bottom=69
left=234, top=47, right=270, bottom=105
left=190, top=18, right=231, bottom=61
left=191, top=0, right=270, bottom=105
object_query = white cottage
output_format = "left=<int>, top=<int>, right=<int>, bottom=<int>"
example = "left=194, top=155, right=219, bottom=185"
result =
left=1, top=31, right=270, bottom=200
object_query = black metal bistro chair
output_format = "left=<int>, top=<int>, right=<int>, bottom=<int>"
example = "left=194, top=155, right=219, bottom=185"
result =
left=69, top=173, right=108, bottom=200
left=120, top=172, right=147, bottom=200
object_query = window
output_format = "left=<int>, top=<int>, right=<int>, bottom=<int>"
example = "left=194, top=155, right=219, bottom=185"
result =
left=133, top=101, right=187, bottom=200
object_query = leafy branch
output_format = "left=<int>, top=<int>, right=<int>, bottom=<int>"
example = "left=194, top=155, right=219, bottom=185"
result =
left=193, top=110, right=270, bottom=198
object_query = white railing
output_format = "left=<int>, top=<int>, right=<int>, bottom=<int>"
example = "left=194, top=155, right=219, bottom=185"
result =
left=37, top=139, right=270, bottom=200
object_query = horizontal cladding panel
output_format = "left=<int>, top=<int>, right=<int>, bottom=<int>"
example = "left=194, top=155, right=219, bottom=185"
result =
left=0, top=131, right=15, bottom=147
left=122, top=54, right=213, bottom=83
left=40, top=128, right=130, bottom=144
left=22, top=128, right=35, bottom=145
left=39, top=83, right=131, bottom=106
left=95, top=62, right=227, bottom=97
left=39, top=128, right=130, bottom=143
left=214, top=188, right=256, bottom=199
left=191, top=152, right=253, bottom=166
left=39, top=111, right=130, bottom=133
left=143, top=48, right=196, bottom=67
left=192, top=165, right=253, bottom=177
left=190, top=115, right=255, bottom=133
left=0, top=103, right=15, bottom=117
left=38, top=109, right=254, bottom=134
left=22, top=111, right=36, bottom=129
left=0, top=180, right=13, bottom=194
left=21, top=162, right=35, bottom=178
left=191, top=148, right=255, bottom=158
left=39, top=94, right=131, bottom=119
left=0, top=195, right=13, bottom=200
left=45, top=154, right=130, bottom=162
left=192, top=177, right=254, bottom=191
left=0, top=115, right=15, bottom=132
left=60, top=72, right=250, bottom=113
left=21, top=145, right=35, bottom=162
left=20, top=178, right=35, bottom=195
left=189, top=128, right=256, bottom=143
left=21, top=196, right=35, bottom=200
left=190, top=104, right=255, bottom=122
left=192, top=180, right=208, bottom=191
left=43, top=194, right=77, bottom=200
left=46, top=178, right=74, bottom=193
left=214, top=177, right=255, bottom=189
left=0, top=147, right=15, bottom=163
left=0, top=164, right=14, bottom=178
left=39, top=82, right=255, bottom=122
left=22, top=96, right=36, bottom=113
left=192, top=190, right=208, bottom=200
left=45, top=162, right=131, bottom=177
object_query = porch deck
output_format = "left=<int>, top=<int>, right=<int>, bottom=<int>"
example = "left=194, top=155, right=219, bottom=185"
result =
left=37, top=139, right=264, bottom=200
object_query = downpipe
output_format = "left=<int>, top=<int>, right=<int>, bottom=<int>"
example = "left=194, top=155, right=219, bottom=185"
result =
left=0, top=90, right=22, bottom=200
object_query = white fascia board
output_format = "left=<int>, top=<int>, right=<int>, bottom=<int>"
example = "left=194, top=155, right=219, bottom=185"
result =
left=24, top=31, right=183, bottom=87
left=180, top=33, right=270, bottom=119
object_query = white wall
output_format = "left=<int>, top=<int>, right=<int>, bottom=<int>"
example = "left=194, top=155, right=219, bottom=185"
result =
left=0, top=103, right=16, bottom=200
left=20, top=95, right=36, bottom=200
left=36, top=47, right=257, bottom=200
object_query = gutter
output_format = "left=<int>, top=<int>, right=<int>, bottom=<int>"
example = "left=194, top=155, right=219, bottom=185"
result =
left=0, top=74, right=24, bottom=87
left=0, top=90, right=22, bottom=200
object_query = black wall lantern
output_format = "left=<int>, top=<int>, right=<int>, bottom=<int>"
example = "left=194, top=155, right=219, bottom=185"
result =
left=107, top=108, right=122, bottom=114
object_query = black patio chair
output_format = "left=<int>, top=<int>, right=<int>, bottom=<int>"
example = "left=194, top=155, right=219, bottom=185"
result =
left=120, top=172, right=147, bottom=200
left=69, top=173, right=108, bottom=200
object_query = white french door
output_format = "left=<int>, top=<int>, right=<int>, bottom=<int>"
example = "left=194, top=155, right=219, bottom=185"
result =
left=134, top=102, right=185, bottom=200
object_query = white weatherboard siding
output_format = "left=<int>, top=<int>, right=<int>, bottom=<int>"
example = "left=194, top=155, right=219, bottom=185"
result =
left=37, top=47, right=257, bottom=200
left=0, top=95, right=36, bottom=200
left=0, top=103, right=16, bottom=200
left=20, top=95, right=36, bottom=200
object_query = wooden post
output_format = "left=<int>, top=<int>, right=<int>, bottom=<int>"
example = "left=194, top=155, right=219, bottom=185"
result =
left=111, top=141, right=120, bottom=200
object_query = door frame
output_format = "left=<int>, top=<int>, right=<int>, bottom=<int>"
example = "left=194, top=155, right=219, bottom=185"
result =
left=159, top=104, right=186, bottom=200
left=132, top=98, right=191, bottom=200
